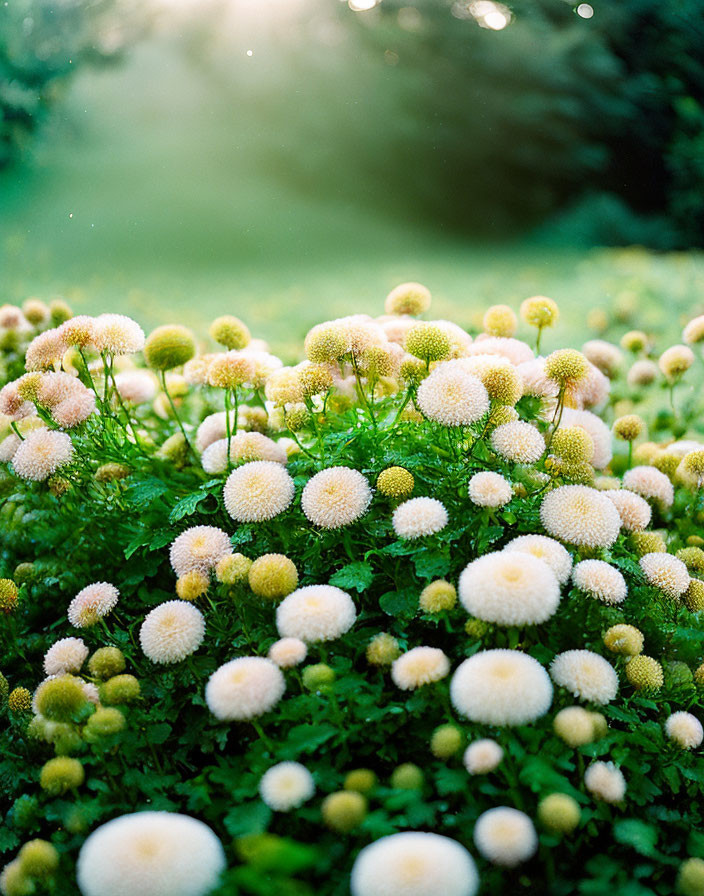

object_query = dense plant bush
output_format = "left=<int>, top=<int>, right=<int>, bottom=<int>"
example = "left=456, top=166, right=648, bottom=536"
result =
left=0, top=286, right=703, bottom=895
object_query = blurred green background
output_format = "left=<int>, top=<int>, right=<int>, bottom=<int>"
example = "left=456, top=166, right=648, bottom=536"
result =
left=2, top=0, right=704, bottom=353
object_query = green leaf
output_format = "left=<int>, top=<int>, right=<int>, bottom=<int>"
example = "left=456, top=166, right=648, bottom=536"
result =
left=613, top=819, right=658, bottom=857
left=329, top=561, right=374, bottom=592
left=224, top=801, right=272, bottom=837
left=125, top=477, right=171, bottom=508
left=379, top=589, right=417, bottom=618
left=169, top=491, right=207, bottom=523
left=413, top=550, right=450, bottom=579
left=283, top=723, right=338, bottom=754
left=146, top=723, right=172, bottom=745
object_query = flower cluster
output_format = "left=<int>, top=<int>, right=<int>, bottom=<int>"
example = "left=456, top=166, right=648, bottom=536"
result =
left=0, top=284, right=703, bottom=896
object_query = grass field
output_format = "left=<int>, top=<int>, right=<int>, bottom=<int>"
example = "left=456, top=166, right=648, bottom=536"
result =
left=2, top=36, right=703, bottom=358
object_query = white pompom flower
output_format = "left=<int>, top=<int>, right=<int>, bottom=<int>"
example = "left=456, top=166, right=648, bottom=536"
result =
left=301, top=466, right=372, bottom=529
left=392, top=497, right=448, bottom=539
left=550, top=650, right=618, bottom=704
left=268, top=637, right=307, bottom=668
left=68, top=582, right=120, bottom=628
left=639, top=552, right=690, bottom=598
left=584, top=761, right=626, bottom=803
left=572, top=560, right=627, bottom=605
left=140, top=601, right=206, bottom=664
left=259, top=762, right=315, bottom=811
left=540, top=485, right=621, bottom=548
left=351, top=831, right=478, bottom=896
left=205, top=657, right=286, bottom=721
left=665, top=711, right=703, bottom=750
left=468, top=471, right=512, bottom=508
left=463, top=739, right=504, bottom=775
left=451, top=649, right=553, bottom=726
left=491, top=421, right=544, bottom=464
left=473, top=807, right=537, bottom=867
left=223, top=460, right=295, bottom=522
left=276, top=585, right=357, bottom=643
left=459, top=552, right=560, bottom=626
left=416, top=366, right=490, bottom=426
left=169, top=526, right=232, bottom=577
left=502, top=534, right=572, bottom=584
left=391, top=647, right=451, bottom=690
left=11, top=429, right=74, bottom=481
left=76, top=811, right=225, bottom=896
left=43, top=637, right=89, bottom=676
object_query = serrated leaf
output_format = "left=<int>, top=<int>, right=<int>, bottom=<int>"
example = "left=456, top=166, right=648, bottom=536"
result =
left=169, top=491, right=207, bottom=523
left=224, top=802, right=272, bottom=837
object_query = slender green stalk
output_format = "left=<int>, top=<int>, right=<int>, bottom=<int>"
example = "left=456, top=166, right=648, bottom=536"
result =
left=159, top=370, right=194, bottom=456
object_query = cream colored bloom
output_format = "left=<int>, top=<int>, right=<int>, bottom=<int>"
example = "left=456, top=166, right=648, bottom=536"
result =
left=259, top=762, right=315, bottom=811
left=391, top=647, right=450, bottom=690
left=140, top=601, right=205, bottom=664
left=468, top=471, right=512, bottom=508
left=301, top=467, right=372, bottom=529
left=223, top=461, right=295, bottom=522
left=459, top=552, right=560, bottom=626
left=550, top=650, right=618, bottom=704
left=473, top=807, right=537, bottom=867
left=205, top=657, right=285, bottom=721
left=276, top=585, right=357, bottom=642
left=451, top=649, right=552, bottom=726
left=351, top=832, right=478, bottom=896
left=76, top=811, right=225, bottom=896
left=392, top=497, right=448, bottom=539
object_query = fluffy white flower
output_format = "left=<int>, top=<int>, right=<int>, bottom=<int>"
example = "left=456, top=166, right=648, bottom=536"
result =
left=550, top=650, right=618, bottom=704
left=259, top=762, right=315, bottom=811
left=223, top=460, right=295, bottom=522
left=665, top=712, right=703, bottom=749
left=463, top=739, right=504, bottom=775
left=276, top=585, right=357, bottom=642
left=267, top=637, right=307, bottom=668
left=43, top=637, right=89, bottom=676
left=416, top=366, right=489, bottom=426
left=468, top=471, right=512, bottom=508
left=540, top=485, right=621, bottom=548
left=392, top=497, right=448, bottom=539
left=114, top=370, right=158, bottom=405
left=473, top=807, right=537, bottom=867
left=11, top=429, right=74, bottom=481
left=602, top=489, right=651, bottom=531
left=93, top=314, right=146, bottom=355
left=76, top=811, right=225, bottom=896
left=623, top=465, right=674, bottom=508
left=584, top=761, right=626, bottom=803
left=391, top=647, right=450, bottom=690
left=68, top=582, right=120, bottom=628
left=140, top=601, right=206, bottom=664
left=502, top=534, right=572, bottom=584
left=350, top=832, right=478, bottom=896
left=639, top=552, right=690, bottom=597
left=572, top=560, right=627, bottom=605
left=169, top=526, right=232, bottom=577
left=205, top=657, right=285, bottom=721
left=459, top=552, right=560, bottom=626
left=301, top=467, right=372, bottom=529
left=490, top=421, right=544, bottom=464
left=469, top=335, right=534, bottom=365
left=450, top=650, right=553, bottom=726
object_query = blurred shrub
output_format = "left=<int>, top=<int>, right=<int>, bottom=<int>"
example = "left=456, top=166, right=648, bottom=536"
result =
left=0, top=0, right=145, bottom=166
